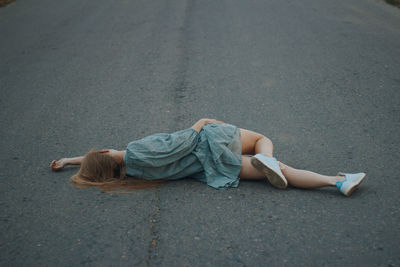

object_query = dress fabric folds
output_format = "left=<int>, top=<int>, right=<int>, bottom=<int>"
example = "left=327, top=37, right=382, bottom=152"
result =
left=123, top=123, right=242, bottom=189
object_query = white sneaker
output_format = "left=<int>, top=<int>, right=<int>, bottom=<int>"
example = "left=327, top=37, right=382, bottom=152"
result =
left=251, top=154, right=288, bottom=189
left=336, top=172, right=366, bottom=196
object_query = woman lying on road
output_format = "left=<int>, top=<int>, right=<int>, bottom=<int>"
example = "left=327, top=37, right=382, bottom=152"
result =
left=50, top=118, right=366, bottom=196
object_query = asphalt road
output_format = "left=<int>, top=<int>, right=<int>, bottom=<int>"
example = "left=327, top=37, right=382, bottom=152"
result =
left=1, top=0, right=400, bottom=266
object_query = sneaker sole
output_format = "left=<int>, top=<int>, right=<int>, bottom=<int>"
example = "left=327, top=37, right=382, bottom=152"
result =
left=251, top=157, right=287, bottom=189
left=344, top=173, right=366, bottom=196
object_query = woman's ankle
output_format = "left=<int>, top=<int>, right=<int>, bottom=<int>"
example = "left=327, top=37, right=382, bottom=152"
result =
left=330, top=175, right=345, bottom=186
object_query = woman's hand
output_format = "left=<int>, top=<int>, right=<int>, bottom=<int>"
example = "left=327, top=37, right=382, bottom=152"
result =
left=50, top=156, right=84, bottom=171
left=191, top=118, right=224, bottom=132
left=50, top=158, right=67, bottom=171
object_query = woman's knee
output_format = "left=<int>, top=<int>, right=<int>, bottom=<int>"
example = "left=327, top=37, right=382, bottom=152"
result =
left=240, top=129, right=270, bottom=154
left=262, top=135, right=273, bottom=148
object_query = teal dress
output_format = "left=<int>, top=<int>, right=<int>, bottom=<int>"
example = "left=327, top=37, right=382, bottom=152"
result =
left=123, top=123, right=242, bottom=189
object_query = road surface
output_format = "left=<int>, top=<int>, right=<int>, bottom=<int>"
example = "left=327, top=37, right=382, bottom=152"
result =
left=1, top=0, right=399, bottom=265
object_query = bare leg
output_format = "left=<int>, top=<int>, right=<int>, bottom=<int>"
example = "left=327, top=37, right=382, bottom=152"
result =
left=239, top=129, right=276, bottom=180
left=279, top=162, right=344, bottom=188
left=239, top=129, right=346, bottom=189
left=239, top=156, right=265, bottom=179
left=239, top=157, right=346, bottom=188
left=240, top=129, right=273, bottom=157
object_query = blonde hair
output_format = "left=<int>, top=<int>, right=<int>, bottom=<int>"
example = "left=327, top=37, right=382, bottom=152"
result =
left=72, top=150, right=126, bottom=186
left=71, top=150, right=164, bottom=192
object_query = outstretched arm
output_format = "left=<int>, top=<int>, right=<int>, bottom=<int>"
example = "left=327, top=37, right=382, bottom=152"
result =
left=50, top=149, right=125, bottom=171
left=191, top=118, right=224, bottom=132
left=50, top=156, right=84, bottom=171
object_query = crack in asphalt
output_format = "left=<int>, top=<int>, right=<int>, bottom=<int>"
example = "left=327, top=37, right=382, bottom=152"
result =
left=146, top=0, right=195, bottom=265
left=146, top=188, right=161, bottom=266
left=171, top=0, right=195, bottom=131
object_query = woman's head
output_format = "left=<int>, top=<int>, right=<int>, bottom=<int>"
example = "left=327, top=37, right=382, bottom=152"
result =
left=72, top=150, right=125, bottom=186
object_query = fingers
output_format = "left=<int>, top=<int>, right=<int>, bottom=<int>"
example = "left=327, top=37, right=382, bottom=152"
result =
left=50, top=161, right=57, bottom=171
left=50, top=160, right=62, bottom=171
left=50, top=160, right=56, bottom=168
